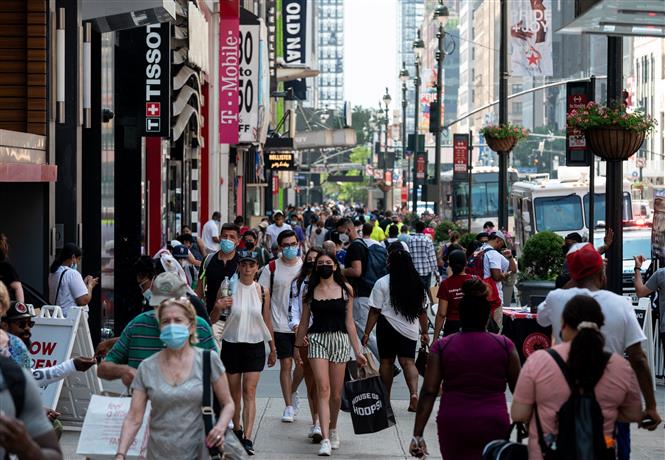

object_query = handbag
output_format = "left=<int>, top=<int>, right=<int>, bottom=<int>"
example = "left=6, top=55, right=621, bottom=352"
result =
left=415, top=344, right=429, bottom=377
left=482, top=422, right=528, bottom=460
left=202, top=350, right=247, bottom=460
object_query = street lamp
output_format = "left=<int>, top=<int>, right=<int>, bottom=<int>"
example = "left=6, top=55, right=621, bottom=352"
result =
left=382, top=88, right=392, bottom=211
left=412, top=30, right=425, bottom=213
left=399, top=62, right=409, bottom=210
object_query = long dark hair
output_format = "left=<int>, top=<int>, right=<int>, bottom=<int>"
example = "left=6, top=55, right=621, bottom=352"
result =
left=304, top=251, right=352, bottom=304
left=49, top=243, right=82, bottom=273
left=448, top=249, right=466, bottom=275
left=459, top=278, right=491, bottom=331
left=387, top=249, right=424, bottom=322
left=295, top=246, right=324, bottom=291
left=562, top=295, right=609, bottom=393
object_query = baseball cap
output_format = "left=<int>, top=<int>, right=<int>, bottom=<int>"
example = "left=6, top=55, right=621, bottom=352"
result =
left=171, top=245, right=189, bottom=259
left=3, top=301, right=34, bottom=321
left=564, top=232, right=583, bottom=243
left=491, top=230, right=507, bottom=245
left=566, top=243, right=603, bottom=281
left=258, top=221, right=268, bottom=229
left=238, top=249, right=259, bottom=263
left=273, top=210, right=284, bottom=217
left=150, top=272, right=188, bottom=306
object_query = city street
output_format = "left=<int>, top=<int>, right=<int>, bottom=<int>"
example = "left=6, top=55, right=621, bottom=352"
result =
left=60, top=368, right=665, bottom=459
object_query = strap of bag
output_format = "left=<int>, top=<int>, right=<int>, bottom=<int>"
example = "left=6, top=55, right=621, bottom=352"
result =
left=534, top=405, right=552, bottom=456
left=202, top=350, right=222, bottom=459
left=547, top=348, right=575, bottom=390
left=53, top=268, right=67, bottom=305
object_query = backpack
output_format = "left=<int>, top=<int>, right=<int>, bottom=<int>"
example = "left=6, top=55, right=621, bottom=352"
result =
left=258, top=259, right=277, bottom=293
left=466, top=248, right=502, bottom=311
left=535, top=349, right=609, bottom=460
left=356, top=239, right=388, bottom=290
left=0, top=355, right=26, bottom=418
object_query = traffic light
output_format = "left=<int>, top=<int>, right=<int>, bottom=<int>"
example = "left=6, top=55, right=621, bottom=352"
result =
left=429, top=101, right=440, bottom=133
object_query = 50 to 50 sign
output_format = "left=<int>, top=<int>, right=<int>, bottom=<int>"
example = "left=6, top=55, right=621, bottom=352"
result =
left=238, top=29, right=254, bottom=114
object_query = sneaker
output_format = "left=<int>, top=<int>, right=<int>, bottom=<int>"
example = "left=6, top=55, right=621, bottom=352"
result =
left=309, top=424, right=323, bottom=444
left=242, top=438, right=255, bottom=456
left=233, top=427, right=244, bottom=442
left=292, top=391, right=301, bottom=415
left=281, top=406, right=295, bottom=423
left=330, top=429, right=340, bottom=449
left=318, top=439, right=332, bottom=456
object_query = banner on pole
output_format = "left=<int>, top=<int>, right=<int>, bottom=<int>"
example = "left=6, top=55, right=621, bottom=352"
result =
left=453, top=133, right=469, bottom=180
left=509, top=0, right=553, bottom=77
left=565, top=80, right=594, bottom=166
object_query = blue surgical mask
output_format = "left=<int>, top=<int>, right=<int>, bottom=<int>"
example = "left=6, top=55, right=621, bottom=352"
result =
left=71, top=263, right=78, bottom=271
left=143, top=290, right=152, bottom=304
left=220, top=239, right=236, bottom=254
left=160, top=323, right=190, bottom=349
left=283, top=246, right=299, bottom=260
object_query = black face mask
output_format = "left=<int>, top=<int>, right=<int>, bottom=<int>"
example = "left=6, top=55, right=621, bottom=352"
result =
left=317, top=265, right=334, bottom=279
left=304, top=261, right=315, bottom=272
left=245, top=241, right=255, bottom=250
left=562, top=244, right=570, bottom=256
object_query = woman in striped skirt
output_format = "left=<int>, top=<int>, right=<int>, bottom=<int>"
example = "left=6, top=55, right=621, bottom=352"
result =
left=295, top=251, right=366, bottom=456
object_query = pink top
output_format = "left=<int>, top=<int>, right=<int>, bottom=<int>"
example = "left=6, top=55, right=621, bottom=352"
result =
left=512, top=342, right=641, bottom=459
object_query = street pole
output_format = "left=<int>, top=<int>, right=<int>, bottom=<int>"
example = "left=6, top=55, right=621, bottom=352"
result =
left=497, top=0, right=509, bottom=231
left=468, top=129, right=473, bottom=232
left=434, top=24, right=444, bottom=217
left=402, top=81, right=407, bottom=210
left=384, top=100, right=391, bottom=212
left=588, top=75, right=596, bottom=245
left=412, top=57, right=420, bottom=214
left=605, top=36, right=623, bottom=295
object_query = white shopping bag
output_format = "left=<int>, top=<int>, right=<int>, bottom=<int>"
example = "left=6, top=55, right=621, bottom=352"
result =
left=76, top=395, right=151, bottom=459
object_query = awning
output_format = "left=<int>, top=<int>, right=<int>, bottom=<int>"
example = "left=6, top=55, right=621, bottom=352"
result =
left=558, top=0, right=665, bottom=37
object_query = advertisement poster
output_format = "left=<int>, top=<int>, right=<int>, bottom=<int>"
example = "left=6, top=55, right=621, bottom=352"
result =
left=453, top=133, right=469, bottom=179
left=565, top=80, right=594, bottom=166
left=219, top=0, right=240, bottom=144
left=510, top=0, right=553, bottom=77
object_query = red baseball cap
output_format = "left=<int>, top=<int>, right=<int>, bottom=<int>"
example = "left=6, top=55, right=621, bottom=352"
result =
left=566, top=243, right=603, bottom=281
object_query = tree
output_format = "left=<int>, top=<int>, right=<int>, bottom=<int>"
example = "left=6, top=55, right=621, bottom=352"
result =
left=352, top=106, right=375, bottom=145
left=511, top=126, right=565, bottom=174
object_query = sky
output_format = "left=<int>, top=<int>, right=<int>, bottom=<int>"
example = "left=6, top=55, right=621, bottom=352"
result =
left=344, top=0, right=398, bottom=110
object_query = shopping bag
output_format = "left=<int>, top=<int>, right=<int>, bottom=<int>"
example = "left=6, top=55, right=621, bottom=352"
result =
left=344, top=374, right=396, bottom=434
left=415, top=345, right=429, bottom=377
left=341, top=351, right=379, bottom=412
left=76, top=394, right=150, bottom=459
left=482, top=423, right=528, bottom=460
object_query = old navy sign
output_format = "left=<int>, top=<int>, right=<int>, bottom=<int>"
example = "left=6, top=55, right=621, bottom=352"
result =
left=220, top=0, right=240, bottom=144
left=282, top=0, right=309, bottom=100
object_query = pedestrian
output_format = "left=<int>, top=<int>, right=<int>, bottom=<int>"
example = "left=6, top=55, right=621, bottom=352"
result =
left=438, top=231, right=461, bottom=280
left=476, top=232, right=489, bottom=244
left=295, top=251, right=367, bottom=456
left=290, top=247, right=324, bottom=443
left=475, top=231, right=516, bottom=326
left=407, top=221, right=440, bottom=304
left=0, top=282, right=30, bottom=369
left=384, top=225, right=408, bottom=251
left=369, top=215, right=386, bottom=242
left=433, top=250, right=473, bottom=339
left=0, top=298, right=63, bottom=459
left=98, top=275, right=216, bottom=387
left=512, top=295, right=642, bottom=460
left=328, top=231, right=347, bottom=267
left=398, top=225, right=411, bottom=243
left=266, top=210, right=293, bottom=256
left=483, top=221, right=495, bottom=233
left=201, top=211, right=222, bottom=255
left=115, top=298, right=235, bottom=460
left=47, top=243, right=98, bottom=317
left=308, top=216, right=328, bottom=248
left=258, top=229, right=302, bottom=423
left=256, top=219, right=269, bottom=250
left=537, top=243, right=662, bottom=454
left=234, top=215, right=250, bottom=238
left=196, top=223, right=241, bottom=342
left=0, top=234, right=24, bottom=302
left=362, top=249, right=429, bottom=410
left=409, top=278, right=521, bottom=460
left=634, top=253, right=665, bottom=369
left=217, top=249, right=276, bottom=455
left=179, top=225, right=206, bottom=261
left=241, top=230, right=271, bottom=268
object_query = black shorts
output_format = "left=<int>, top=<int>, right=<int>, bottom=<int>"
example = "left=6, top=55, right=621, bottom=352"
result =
left=221, top=340, right=266, bottom=374
left=443, top=319, right=461, bottom=337
left=274, top=331, right=295, bottom=359
left=376, top=315, right=417, bottom=361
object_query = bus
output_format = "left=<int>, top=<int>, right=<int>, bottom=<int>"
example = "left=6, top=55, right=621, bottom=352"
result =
left=441, top=166, right=520, bottom=233
left=511, top=175, right=633, bottom=253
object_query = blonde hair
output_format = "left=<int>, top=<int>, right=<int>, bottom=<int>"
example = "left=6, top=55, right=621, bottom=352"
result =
left=0, top=282, right=9, bottom=316
left=157, top=297, right=199, bottom=344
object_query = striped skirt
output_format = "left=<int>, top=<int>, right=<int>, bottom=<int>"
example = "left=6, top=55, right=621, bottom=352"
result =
left=308, top=331, right=351, bottom=363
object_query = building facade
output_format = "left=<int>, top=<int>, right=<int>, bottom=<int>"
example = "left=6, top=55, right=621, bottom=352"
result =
left=397, top=0, right=425, bottom=136
left=315, top=0, right=344, bottom=110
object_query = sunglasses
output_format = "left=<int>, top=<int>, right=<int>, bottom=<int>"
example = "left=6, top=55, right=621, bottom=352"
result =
left=238, top=250, right=258, bottom=259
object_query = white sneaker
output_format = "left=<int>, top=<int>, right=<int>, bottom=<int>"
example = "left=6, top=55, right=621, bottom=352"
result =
left=330, top=429, right=340, bottom=449
left=292, top=391, right=300, bottom=415
left=281, top=405, right=295, bottom=423
left=318, top=439, right=332, bottom=456
left=309, top=424, right=323, bottom=443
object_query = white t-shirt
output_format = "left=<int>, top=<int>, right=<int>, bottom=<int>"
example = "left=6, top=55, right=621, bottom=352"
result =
left=201, top=219, right=220, bottom=252
left=259, top=257, right=302, bottom=333
left=537, top=287, right=646, bottom=355
left=48, top=266, right=88, bottom=317
left=266, top=223, right=292, bottom=248
left=385, top=238, right=409, bottom=252
left=368, top=274, right=425, bottom=341
left=480, top=243, right=509, bottom=301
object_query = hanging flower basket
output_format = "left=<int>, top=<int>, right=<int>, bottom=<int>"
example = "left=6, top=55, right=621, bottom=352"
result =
left=480, top=123, right=528, bottom=154
left=377, top=180, right=391, bottom=193
left=585, top=127, right=645, bottom=161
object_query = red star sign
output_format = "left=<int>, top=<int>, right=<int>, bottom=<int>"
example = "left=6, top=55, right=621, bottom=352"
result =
left=527, top=52, right=540, bottom=66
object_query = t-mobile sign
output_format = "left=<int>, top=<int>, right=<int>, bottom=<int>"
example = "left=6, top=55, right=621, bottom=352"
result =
left=219, top=0, right=240, bottom=144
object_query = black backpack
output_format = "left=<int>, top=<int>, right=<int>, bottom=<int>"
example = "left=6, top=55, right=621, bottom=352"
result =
left=536, top=349, right=609, bottom=460
left=0, top=355, right=26, bottom=417
left=355, top=239, right=388, bottom=290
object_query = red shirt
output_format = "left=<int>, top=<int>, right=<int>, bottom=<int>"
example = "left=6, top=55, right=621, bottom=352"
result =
left=436, top=273, right=473, bottom=320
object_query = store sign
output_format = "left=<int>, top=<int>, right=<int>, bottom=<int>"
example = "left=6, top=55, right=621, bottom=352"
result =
left=566, top=80, right=594, bottom=166
left=453, top=133, right=469, bottom=179
left=415, top=153, right=427, bottom=183
left=265, top=151, right=295, bottom=170
left=239, top=12, right=260, bottom=143
left=219, top=0, right=240, bottom=144
left=282, top=0, right=310, bottom=100
left=266, top=0, right=277, bottom=92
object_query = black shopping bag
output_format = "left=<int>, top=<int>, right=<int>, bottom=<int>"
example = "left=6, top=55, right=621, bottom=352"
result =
left=341, top=352, right=380, bottom=413
left=344, top=374, right=396, bottom=434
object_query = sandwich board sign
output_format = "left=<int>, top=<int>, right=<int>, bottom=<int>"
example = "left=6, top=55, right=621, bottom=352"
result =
left=626, top=297, right=656, bottom=388
left=29, top=306, right=103, bottom=427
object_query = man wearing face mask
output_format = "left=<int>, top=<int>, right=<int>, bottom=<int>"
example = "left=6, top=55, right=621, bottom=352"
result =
left=266, top=210, right=292, bottom=256
left=242, top=230, right=271, bottom=268
left=258, top=230, right=302, bottom=423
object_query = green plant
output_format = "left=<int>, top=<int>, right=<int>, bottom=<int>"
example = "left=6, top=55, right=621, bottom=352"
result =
left=518, top=231, right=564, bottom=281
left=435, top=221, right=460, bottom=242
left=479, top=122, right=529, bottom=140
left=459, top=232, right=477, bottom=249
left=566, top=102, right=656, bottom=134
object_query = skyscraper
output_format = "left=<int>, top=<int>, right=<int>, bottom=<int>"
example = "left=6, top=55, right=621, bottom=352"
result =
left=315, top=0, right=344, bottom=109
left=397, top=0, right=425, bottom=135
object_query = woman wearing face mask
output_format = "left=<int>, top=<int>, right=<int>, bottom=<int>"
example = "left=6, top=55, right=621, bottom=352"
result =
left=241, top=230, right=271, bottom=268
left=48, top=243, right=99, bottom=317
left=289, top=247, right=324, bottom=443
left=295, top=252, right=367, bottom=456
left=116, top=298, right=234, bottom=460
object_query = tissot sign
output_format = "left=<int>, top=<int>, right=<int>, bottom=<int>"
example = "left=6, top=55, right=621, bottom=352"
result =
left=120, top=23, right=171, bottom=137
